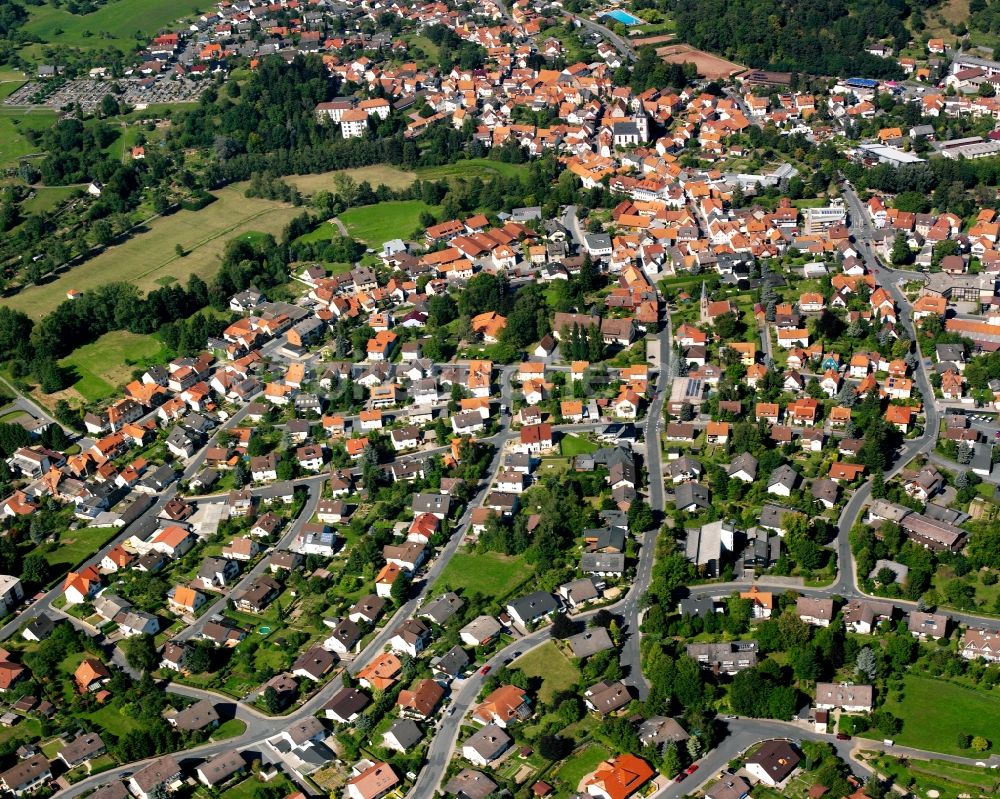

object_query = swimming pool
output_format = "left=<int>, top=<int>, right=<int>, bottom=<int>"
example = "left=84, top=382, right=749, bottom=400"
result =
left=601, top=9, right=644, bottom=25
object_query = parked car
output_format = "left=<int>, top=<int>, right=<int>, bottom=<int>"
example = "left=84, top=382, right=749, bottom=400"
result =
left=685, top=765, right=699, bottom=775
left=480, top=665, right=491, bottom=675
left=836, top=733, right=851, bottom=740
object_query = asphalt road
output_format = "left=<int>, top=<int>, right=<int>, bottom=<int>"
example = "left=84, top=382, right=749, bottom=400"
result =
left=619, top=311, right=673, bottom=699
left=57, top=365, right=540, bottom=799
left=568, top=12, right=637, bottom=59
left=174, top=478, right=325, bottom=643
left=40, top=231, right=994, bottom=799
left=826, top=185, right=941, bottom=592
left=0, top=394, right=264, bottom=642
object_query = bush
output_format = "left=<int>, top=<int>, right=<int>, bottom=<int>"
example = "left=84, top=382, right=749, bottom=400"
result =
left=983, top=571, right=998, bottom=586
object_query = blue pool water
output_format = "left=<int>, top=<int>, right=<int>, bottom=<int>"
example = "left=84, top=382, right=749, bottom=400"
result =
left=602, top=9, right=644, bottom=25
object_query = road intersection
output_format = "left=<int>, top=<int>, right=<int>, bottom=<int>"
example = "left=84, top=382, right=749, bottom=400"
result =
left=41, top=212, right=1000, bottom=799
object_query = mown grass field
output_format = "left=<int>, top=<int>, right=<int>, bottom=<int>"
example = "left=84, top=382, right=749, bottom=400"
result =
left=511, top=641, right=580, bottom=703
left=59, top=330, right=170, bottom=403
left=0, top=108, right=58, bottom=168
left=0, top=79, right=25, bottom=101
left=2, top=182, right=299, bottom=319
left=285, top=165, right=417, bottom=194
left=414, top=158, right=528, bottom=181
left=21, top=0, right=205, bottom=51
left=874, top=675, right=1000, bottom=755
left=435, top=551, right=532, bottom=598
left=20, top=185, right=81, bottom=214
left=560, top=434, right=598, bottom=457
left=340, top=199, right=435, bottom=245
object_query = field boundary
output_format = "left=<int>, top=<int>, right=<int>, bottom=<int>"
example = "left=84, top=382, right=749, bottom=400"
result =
left=655, top=43, right=745, bottom=79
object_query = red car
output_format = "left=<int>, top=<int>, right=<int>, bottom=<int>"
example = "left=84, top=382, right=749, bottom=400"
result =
left=674, top=774, right=686, bottom=783
left=685, top=765, right=699, bottom=775
left=480, top=665, right=492, bottom=675
left=836, top=733, right=851, bottom=740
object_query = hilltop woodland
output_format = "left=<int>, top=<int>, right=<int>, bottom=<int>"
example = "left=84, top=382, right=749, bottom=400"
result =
left=671, top=0, right=935, bottom=78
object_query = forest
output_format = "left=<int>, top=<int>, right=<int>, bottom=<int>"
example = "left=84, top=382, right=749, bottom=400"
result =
left=672, top=0, right=925, bottom=77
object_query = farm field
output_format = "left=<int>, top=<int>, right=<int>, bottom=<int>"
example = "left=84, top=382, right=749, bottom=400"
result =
left=285, top=165, right=417, bottom=194
left=340, top=199, right=436, bottom=246
left=20, top=0, right=205, bottom=52
left=2, top=182, right=299, bottom=320
left=435, top=551, right=532, bottom=598
left=511, top=641, right=580, bottom=703
left=0, top=108, right=58, bottom=168
left=630, top=33, right=676, bottom=46
left=59, top=331, right=171, bottom=403
left=655, top=43, right=745, bottom=79
left=873, top=675, right=1000, bottom=755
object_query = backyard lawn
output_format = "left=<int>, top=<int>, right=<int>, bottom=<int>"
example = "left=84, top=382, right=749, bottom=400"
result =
left=559, top=434, right=598, bottom=457
left=511, top=641, right=580, bottom=703
left=0, top=718, right=41, bottom=749
left=219, top=774, right=295, bottom=799
left=59, top=331, right=171, bottom=403
left=873, top=675, right=1000, bottom=755
left=555, top=744, right=611, bottom=794
left=434, top=551, right=532, bottom=599
left=339, top=200, right=436, bottom=246
left=83, top=702, right=143, bottom=737
left=46, top=526, right=118, bottom=572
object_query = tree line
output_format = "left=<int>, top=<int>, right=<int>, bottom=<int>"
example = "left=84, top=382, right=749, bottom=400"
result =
left=0, top=231, right=288, bottom=394
left=672, top=0, right=913, bottom=77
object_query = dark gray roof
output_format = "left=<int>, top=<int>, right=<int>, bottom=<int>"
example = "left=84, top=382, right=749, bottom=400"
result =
left=580, top=552, right=626, bottom=574
left=324, top=686, right=370, bottom=720
left=385, top=718, right=423, bottom=751
left=507, top=590, right=559, bottom=620
left=432, top=645, right=470, bottom=677
left=567, top=627, right=614, bottom=659
left=444, top=769, right=498, bottom=799
left=675, top=482, right=710, bottom=509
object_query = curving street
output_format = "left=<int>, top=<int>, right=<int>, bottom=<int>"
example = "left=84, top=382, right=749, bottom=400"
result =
left=44, top=195, right=995, bottom=799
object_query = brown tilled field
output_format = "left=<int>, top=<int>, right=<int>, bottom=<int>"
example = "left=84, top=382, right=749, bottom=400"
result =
left=631, top=33, right=676, bottom=46
left=656, top=43, right=745, bottom=79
